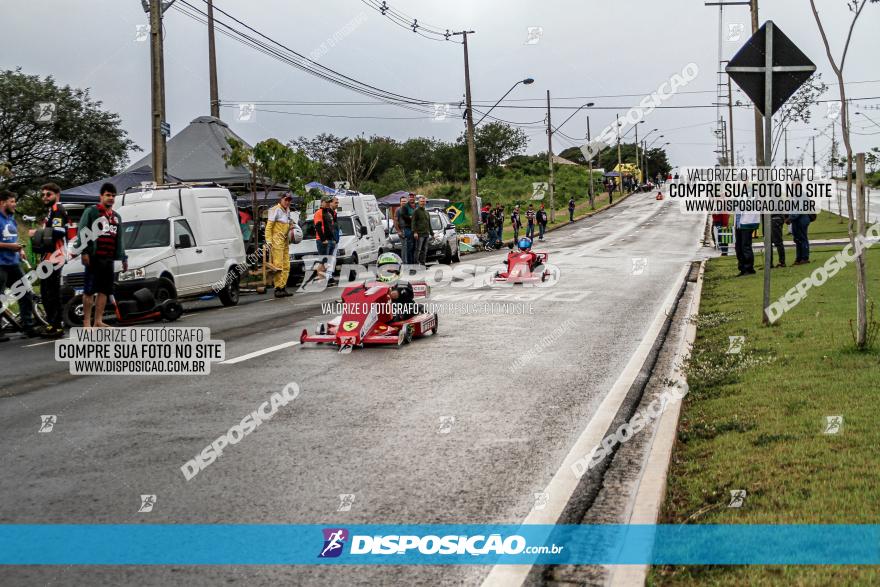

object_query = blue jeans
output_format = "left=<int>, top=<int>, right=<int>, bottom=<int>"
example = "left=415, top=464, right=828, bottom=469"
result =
left=317, top=240, right=335, bottom=257
left=791, top=215, right=811, bottom=262
left=526, top=223, right=534, bottom=238
left=538, top=223, right=546, bottom=239
left=402, top=228, right=415, bottom=265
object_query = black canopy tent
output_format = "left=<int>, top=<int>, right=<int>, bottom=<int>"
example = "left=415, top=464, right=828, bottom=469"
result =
left=60, top=166, right=181, bottom=204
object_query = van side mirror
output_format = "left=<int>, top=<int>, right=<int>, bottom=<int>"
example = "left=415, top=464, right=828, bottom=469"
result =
left=360, top=225, right=368, bottom=236
left=176, top=234, right=192, bottom=249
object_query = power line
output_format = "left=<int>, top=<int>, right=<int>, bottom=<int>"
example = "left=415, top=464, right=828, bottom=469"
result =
left=174, top=0, right=440, bottom=116
left=359, top=0, right=461, bottom=43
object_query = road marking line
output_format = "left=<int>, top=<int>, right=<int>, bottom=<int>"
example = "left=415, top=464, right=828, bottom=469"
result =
left=23, top=340, right=55, bottom=347
left=219, top=340, right=300, bottom=364
left=480, top=262, right=691, bottom=587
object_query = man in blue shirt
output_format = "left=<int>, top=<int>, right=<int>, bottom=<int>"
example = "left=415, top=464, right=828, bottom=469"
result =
left=0, top=191, right=36, bottom=341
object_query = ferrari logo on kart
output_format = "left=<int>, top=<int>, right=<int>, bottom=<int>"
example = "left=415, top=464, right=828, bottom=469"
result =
left=342, top=321, right=359, bottom=332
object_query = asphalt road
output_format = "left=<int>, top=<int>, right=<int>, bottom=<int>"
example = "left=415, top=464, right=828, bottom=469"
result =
left=0, top=190, right=706, bottom=586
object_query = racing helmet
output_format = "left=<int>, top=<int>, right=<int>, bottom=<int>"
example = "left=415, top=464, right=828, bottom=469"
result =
left=517, top=237, right=533, bottom=251
left=377, top=252, right=402, bottom=283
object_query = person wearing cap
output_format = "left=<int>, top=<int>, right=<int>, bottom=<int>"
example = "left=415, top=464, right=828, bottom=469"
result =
left=265, top=193, right=295, bottom=297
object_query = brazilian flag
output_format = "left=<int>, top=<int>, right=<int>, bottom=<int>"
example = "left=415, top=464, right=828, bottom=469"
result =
left=447, top=202, right=469, bottom=226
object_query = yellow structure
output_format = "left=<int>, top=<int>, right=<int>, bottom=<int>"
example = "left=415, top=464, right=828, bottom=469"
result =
left=613, top=163, right=643, bottom=183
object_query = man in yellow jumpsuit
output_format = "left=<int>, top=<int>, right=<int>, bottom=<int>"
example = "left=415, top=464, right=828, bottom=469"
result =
left=265, top=193, right=294, bottom=297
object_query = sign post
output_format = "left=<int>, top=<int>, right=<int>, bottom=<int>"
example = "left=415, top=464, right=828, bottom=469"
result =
left=726, top=21, right=815, bottom=324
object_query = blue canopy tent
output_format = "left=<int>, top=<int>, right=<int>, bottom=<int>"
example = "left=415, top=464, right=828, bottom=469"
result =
left=60, top=166, right=181, bottom=204
left=304, top=182, right=339, bottom=195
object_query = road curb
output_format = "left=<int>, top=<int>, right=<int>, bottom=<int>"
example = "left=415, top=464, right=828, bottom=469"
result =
left=605, top=259, right=706, bottom=587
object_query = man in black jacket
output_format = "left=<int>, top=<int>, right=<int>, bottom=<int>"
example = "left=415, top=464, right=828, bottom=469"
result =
left=33, top=183, right=69, bottom=337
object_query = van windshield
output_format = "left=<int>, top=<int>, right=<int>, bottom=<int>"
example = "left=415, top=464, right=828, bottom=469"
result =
left=122, top=220, right=170, bottom=250
left=300, top=217, right=356, bottom=239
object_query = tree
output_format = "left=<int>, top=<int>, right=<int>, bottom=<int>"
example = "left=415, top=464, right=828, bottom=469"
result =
left=771, top=73, right=827, bottom=162
left=472, top=122, right=528, bottom=169
left=224, top=137, right=315, bottom=245
left=341, top=138, right=379, bottom=189
left=0, top=68, right=138, bottom=200
left=288, top=133, right=346, bottom=184
left=809, top=0, right=879, bottom=349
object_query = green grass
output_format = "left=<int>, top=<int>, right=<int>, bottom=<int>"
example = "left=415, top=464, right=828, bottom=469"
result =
left=649, top=246, right=880, bottom=586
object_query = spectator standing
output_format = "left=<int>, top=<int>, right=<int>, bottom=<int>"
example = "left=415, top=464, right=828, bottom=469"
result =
left=711, top=212, right=730, bottom=256
left=568, top=197, right=576, bottom=222
left=0, top=191, right=36, bottom=341
left=265, top=193, right=295, bottom=297
left=314, top=196, right=336, bottom=257
left=330, top=196, right=340, bottom=245
left=536, top=204, right=548, bottom=241
left=395, top=194, right=415, bottom=265
left=510, top=205, right=522, bottom=241
left=413, top=196, right=433, bottom=267
left=769, top=214, right=787, bottom=268
left=77, top=183, right=127, bottom=328
left=789, top=212, right=812, bottom=265
left=525, top=204, right=536, bottom=239
left=485, top=204, right=498, bottom=248
left=494, top=204, right=504, bottom=243
left=34, top=183, right=69, bottom=337
left=734, top=211, right=759, bottom=276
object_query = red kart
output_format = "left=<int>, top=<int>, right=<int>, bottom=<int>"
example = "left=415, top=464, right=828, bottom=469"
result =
left=300, top=281, right=437, bottom=352
left=494, top=243, right=550, bottom=284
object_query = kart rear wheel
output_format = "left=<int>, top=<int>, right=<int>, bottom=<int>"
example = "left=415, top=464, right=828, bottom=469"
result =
left=404, top=324, right=413, bottom=344
left=431, top=315, right=438, bottom=335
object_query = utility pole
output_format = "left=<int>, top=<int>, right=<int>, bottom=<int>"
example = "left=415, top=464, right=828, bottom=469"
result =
left=148, top=0, right=168, bottom=184
left=453, top=30, right=480, bottom=234
left=727, top=73, right=735, bottom=166
left=616, top=113, right=622, bottom=202
left=634, top=123, right=640, bottom=182
left=207, top=0, right=220, bottom=118
left=546, top=90, right=556, bottom=223
left=586, top=116, right=594, bottom=209
left=750, top=0, right=764, bottom=166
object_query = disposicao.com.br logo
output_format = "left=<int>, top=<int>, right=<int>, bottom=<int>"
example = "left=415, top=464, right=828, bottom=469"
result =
left=319, top=528, right=563, bottom=558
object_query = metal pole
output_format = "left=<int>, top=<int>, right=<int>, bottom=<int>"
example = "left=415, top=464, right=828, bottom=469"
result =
left=547, top=90, right=556, bottom=222
left=616, top=114, right=622, bottom=203
left=455, top=31, right=481, bottom=235
left=728, top=74, right=735, bottom=166
left=761, top=21, right=773, bottom=325
left=587, top=116, right=594, bottom=209
left=208, top=0, right=220, bottom=118
left=149, top=0, right=166, bottom=184
left=750, top=0, right=764, bottom=167
left=634, top=123, right=640, bottom=183
left=644, top=141, right=650, bottom=186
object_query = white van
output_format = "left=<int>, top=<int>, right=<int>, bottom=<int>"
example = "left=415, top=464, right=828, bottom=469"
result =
left=61, top=184, right=247, bottom=306
left=291, top=194, right=389, bottom=275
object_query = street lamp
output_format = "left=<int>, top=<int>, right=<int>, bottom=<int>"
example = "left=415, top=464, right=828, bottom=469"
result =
left=549, top=101, right=595, bottom=210
left=474, top=77, right=534, bottom=126
left=856, top=111, right=880, bottom=131
left=554, top=101, right=595, bottom=133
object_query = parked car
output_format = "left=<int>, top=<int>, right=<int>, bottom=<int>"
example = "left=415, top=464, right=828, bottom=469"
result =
left=61, top=184, right=246, bottom=325
left=381, top=209, right=460, bottom=264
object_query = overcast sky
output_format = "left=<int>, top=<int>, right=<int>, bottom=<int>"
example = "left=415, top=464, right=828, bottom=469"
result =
left=4, top=0, right=880, bottom=174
